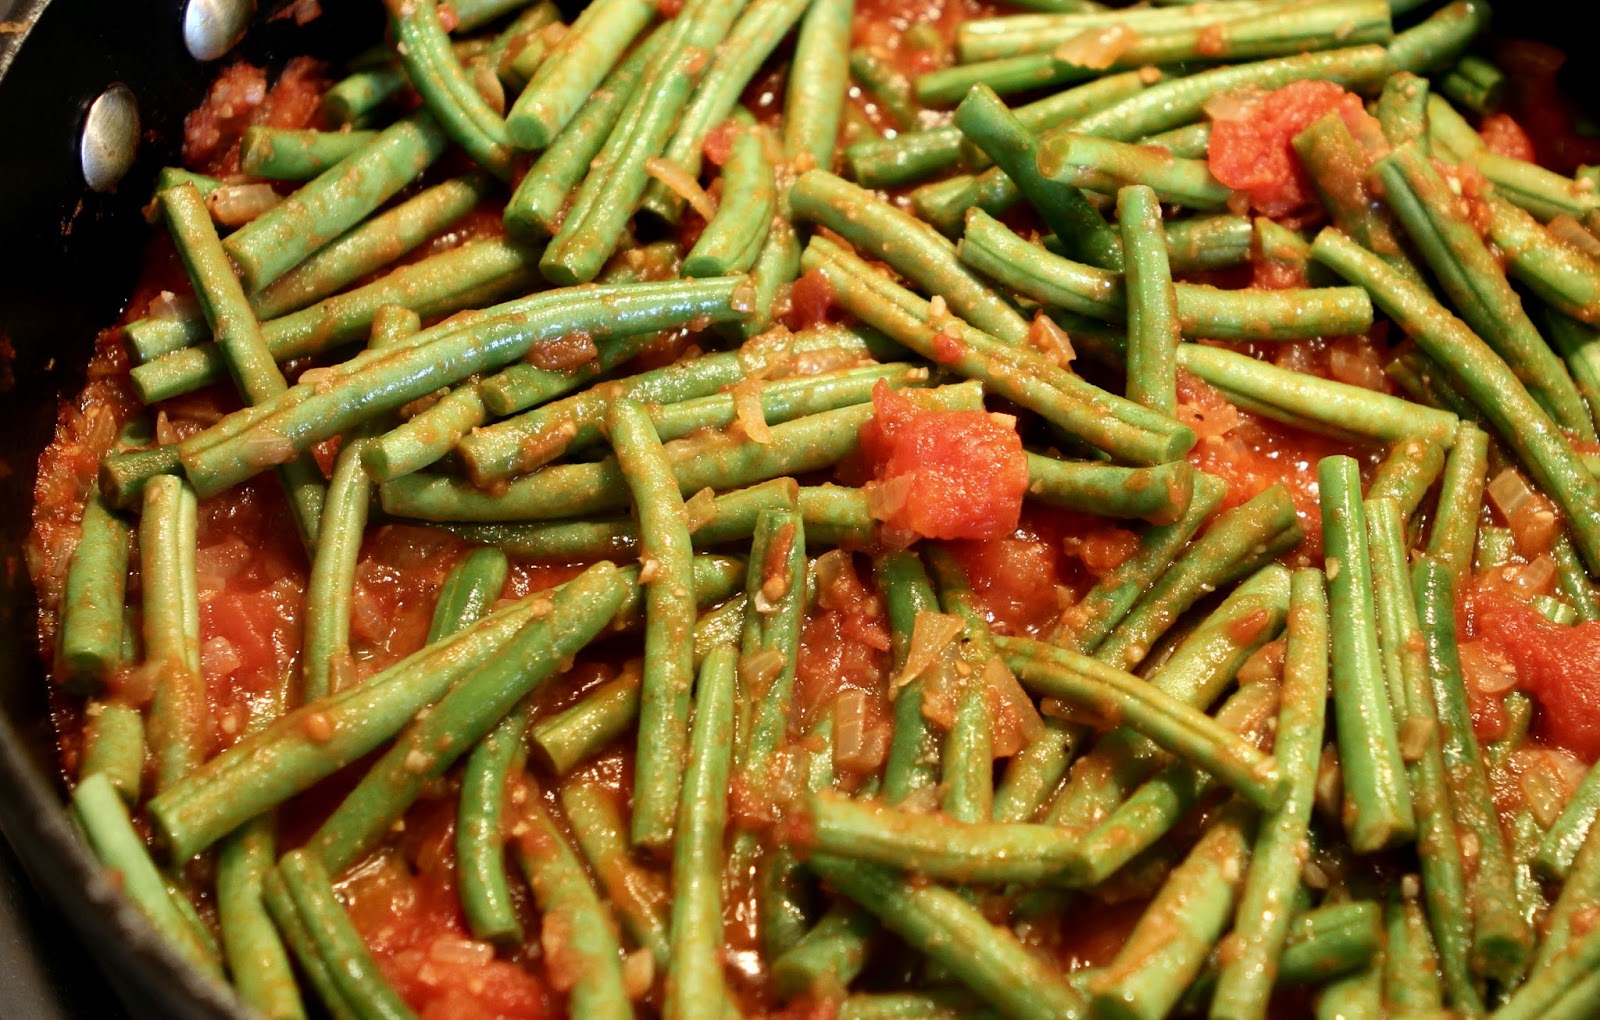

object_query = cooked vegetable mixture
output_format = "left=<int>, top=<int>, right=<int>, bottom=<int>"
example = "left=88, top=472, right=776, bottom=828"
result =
left=28, top=0, right=1600, bottom=1016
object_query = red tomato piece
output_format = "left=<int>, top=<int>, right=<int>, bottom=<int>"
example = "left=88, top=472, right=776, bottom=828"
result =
left=1479, top=113, right=1537, bottom=162
left=857, top=380, right=1028, bottom=541
left=1207, top=80, right=1374, bottom=218
left=1469, top=587, right=1600, bottom=762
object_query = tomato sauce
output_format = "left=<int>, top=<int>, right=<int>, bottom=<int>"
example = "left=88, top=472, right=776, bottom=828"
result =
left=28, top=5, right=1600, bottom=1017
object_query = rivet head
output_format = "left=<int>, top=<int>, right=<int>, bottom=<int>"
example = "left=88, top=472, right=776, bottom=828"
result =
left=184, top=0, right=254, bottom=62
left=80, top=85, right=140, bottom=193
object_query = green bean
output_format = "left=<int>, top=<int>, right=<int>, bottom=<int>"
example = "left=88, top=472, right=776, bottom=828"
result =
left=1089, top=801, right=1256, bottom=1020
left=784, top=0, right=853, bottom=171
left=384, top=0, right=514, bottom=177
left=1376, top=71, right=1430, bottom=150
left=1141, top=121, right=1213, bottom=160
left=260, top=867, right=357, bottom=1020
left=1495, top=905, right=1600, bottom=1020
left=1001, top=637, right=1286, bottom=812
left=1367, top=436, right=1446, bottom=525
left=299, top=435, right=381, bottom=702
left=797, top=485, right=878, bottom=548
left=1118, top=186, right=1180, bottom=416
left=684, top=122, right=774, bottom=278
left=924, top=46, right=1392, bottom=230
left=640, top=0, right=812, bottom=221
left=1292, top=111, right=1425, bottom=286
left=875, top=550, right=943, bottom=808
left=240, top=128, right=378, bottom=181
left=801, top=791, right=1082, bottom=884
left=179, top=277, right=745, bottom=497
left=1040, top=135, right=1234, bottom=210
left=918, top=52, right=1093, bottom=107
left=1059, top=680, right=1281, bottom=889
left=151, top=575, right=593, bottom=861
left=57, top=486, right=131, bottom=693
left=807, top=854, right=1087, bottom=1020
left=456, top=702, right=530, bottom=946
left=529, top=668, right=641, bottom=777
left=1471, top=149, right=1600, bottom=222
left=1410, top=553, right=1531, bottom=981
left=161, top=182, right=327, bottom=549
left=73, top=774, right=222, bottom=975
left=558, top=781, right=670, bottom=962
left=1545, top=310, right=1600, bottom=434
left=1425, top=92, right=1484, bottom=162
left=804, top=239, right=1194, bottom=466
left=735, top=509, right=806, bottom=805
left=132, top=236, right=542, bottom=403
left=1053, top=473, right=1228, bottom=655
left=364, top=328, right=663, bottom=483
left=846, top=69, right=1155, bottom=189
left=1094, top=486, right=1300, bottom=673
left=1320, top=458, right=1416, bottom=853
left=1180, top=343, right=1459, bottom=447
left=461, top=325, right=893, bottom=480
left=608, top=399, right=700, bottom=852
left=924, top=549, right=1005, bottom=825
left=1383, top=883, right=1445, bottom=1016
left=1537, top=761, right=1600, bottom=881
left=216, top=812, right=304, bottom=1020
left=383, top=383, right=983, bottom=522
left=514, top=794, right=632, bottom=1020
left=664, top=644, right=736, bottom=1020
left=772, top=904, right=877, bottom=1001
left=504, top=28, right=665, bottom=240
left=1385, top=0, right=1489, bottom=74
left=838, top=990, right=1000, bottom=1020
left=1378, top=143, right=1595, bottom=438
left=140, top=474, right=206, bottom=794
left=450, top=0, right=539, bottom=32
left=504, top=0, right=655, bottom=148
left=956, top=1, right=1290, bottom=62
left=952, top=85, right=1120, bottom=269
left=959, top=209, right=1376, bottom=339
left=1210, top=570, right=1328, bottom=1020
left=1025, top=454, right=1194, bottom=525
left=739, top=213, right=801, bottom=338
left=323, top=65, right=406, bottom=126
left=850, top=47, right=919, bottom=130
left=79, top=700, right=144, bottom=804
left=224, top=111, right=449, bottom=292
left=1426, top=421, right=1489, bottom=581
left=305, top=563, right=628, bottom=874
left=540, top=0, right=747, bottom=285
left=791, top=169, right=1030, bottom=344
left=1313, top=228, right=1600, bottom=574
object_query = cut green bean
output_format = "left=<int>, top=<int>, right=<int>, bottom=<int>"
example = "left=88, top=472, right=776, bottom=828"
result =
left=530, top=666, right=641, bottom=775
left=1385, top=0, right=1489, bottom=74
left=384, top=0, right=514, bottom=178
left=1293, top=110, right=1424, bottom=285
left=141, top=474, right=206, bottom=794
left=57, top=486, right=131, bottom=694
left=558, top=781, right=671, bottom=963
left=224, top=111, right=450, bottom=292
left=456, top=702, right=530, bottom=946
left=785, top=0, right=853, bottom=171
left=1320, top=457, right=1415, bottom=852
left=1426, top=421, right=1489, bottom=581
left=240, top=128, right=378, bottom=181
left=504, top=0, right=655, bottom=148
left=1118, top=186, right=1180, bottom=416
left=1313, top=228, right=1600, bottom=574
left=79, top=700, right=144, bottom=804
left=1471, top=149, right=1600, bottom=223
left=807, top=854, right=1086, bottom=1020
left=663, top=644, right=736, bottom=1020
left=1025, top=454, right=1194, bottom=525
left=611, top=399, right=700, bottom=852
left=1040, top=134, right=1234, bottom=210
left=1367, top=436, right=1446, bottom=525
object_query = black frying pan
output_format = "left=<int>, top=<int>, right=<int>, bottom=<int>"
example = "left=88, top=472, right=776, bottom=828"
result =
left=0, top=1, right=1592, bottom=1017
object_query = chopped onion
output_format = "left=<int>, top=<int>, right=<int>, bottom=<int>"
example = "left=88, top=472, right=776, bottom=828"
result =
left=1398, top=716, right=1435, bottom=763
left=1328, top=340, right=1386, bottom=391
left=1514, top=554, right=1559, bottom=596
left=200, top=636, right=241, bottom=680
left=1027, top=312, right=1076, bottom=368
left=1457, top=639, right=1518, bottom=695
left=982, top=655, right=1045, bottom=757
left=146, top=290, right=199, bottom=321
left=731, top=376, right=772, bottom=444
left=1053, top=24, right=1138, bottom=70
left=1487, top=467, right=1533, bottom=522
left=832, top=688, right=889, bottom=772
left=470, top=60, right=505, bottom=116
left=893, top=611, right=964, bottom=692
left=644, top=157, right=717, bottom=222
left=683, top=486, right=718, bottom=533
left=428, top=937, right=494, bottom=967
left=206, top=183, right=282, bottom=227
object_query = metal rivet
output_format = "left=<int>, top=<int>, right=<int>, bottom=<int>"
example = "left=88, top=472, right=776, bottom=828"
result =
left=183, top=0, right=254, bottom=62
left=80, top=85, right=140, bottom=193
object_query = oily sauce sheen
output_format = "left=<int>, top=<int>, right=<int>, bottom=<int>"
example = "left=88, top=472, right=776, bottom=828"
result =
left=24, top=2, right=1600, bottom=1018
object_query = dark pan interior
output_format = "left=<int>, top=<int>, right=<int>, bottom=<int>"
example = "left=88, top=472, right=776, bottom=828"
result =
left=0, top=0, right=1591, bottom=1016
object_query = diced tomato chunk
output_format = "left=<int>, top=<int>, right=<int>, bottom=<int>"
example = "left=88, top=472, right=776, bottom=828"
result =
left=1468, top=586, right=1600, bottom=762
left=1207, top=81, right=1375, bottom=217
left=781, top=269, right=837, bottom=331
left=1479, top=113, right=1537, bottom=162
left=858, top=381, right=1028, bottom=542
